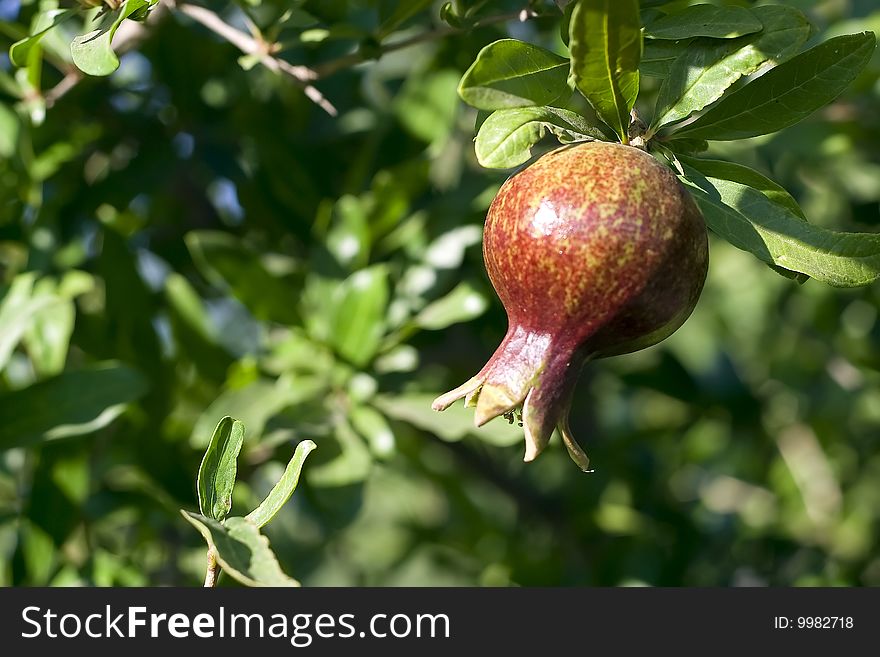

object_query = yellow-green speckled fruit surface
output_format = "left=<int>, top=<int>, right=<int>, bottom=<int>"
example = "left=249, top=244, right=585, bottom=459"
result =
left=435, top=142, right=708, bottom=470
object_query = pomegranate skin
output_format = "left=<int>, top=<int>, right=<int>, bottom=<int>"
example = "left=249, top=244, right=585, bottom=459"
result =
left=433, top=142, right=708, bottom=470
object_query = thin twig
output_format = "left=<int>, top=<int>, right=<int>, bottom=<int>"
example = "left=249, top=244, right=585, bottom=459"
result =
left=203, top=548, right=219, bottom=587
left=43, top=2, right=159, bottom=107
left=312, top=10, right=534, bottom=79
left=174, top=1, right=337, bottom=116
left=44, top=70, right=83, bottom=107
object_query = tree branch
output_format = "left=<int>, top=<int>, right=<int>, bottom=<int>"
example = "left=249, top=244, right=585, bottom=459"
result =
left=42, top=2, right=537, bottom=115
left=203, top=547, right=218, bottom=587
left=174, top=1, right=337, bottom=116
left=312, top=9, right=535, bottom=79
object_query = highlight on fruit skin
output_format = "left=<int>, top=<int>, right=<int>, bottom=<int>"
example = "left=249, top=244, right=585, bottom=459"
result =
left=433, top=142, right=709, bottom=471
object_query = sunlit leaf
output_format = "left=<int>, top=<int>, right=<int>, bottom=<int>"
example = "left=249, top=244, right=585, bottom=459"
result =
left=415, top=281, right=488, bottom=330
left=9, top=9, right=77, bottom=68
left=680, top=163, right=880, bottom=286
left=474, top=106, right=605, bottom=169
left=651, top=6, right=810, bottom=131
left=198, top=417, right=245, bottom=522
left=569, top=0, right=641, bottom=141
left=673, top=32, right=877, bottom=141
left=644, top=4, right=762, bottom=40
left=327, top=266, right=389, bottom=367
left=458, top=39, right=571, bottom=110
left=245, top=440, right=316, bottom=527
left=71, top=0, right=154, bottom=76
left=374, top=393, right=524, bottom=447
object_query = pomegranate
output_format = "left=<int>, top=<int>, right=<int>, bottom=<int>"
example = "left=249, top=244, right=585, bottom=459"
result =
left=433, top=142, right=709, bottom=470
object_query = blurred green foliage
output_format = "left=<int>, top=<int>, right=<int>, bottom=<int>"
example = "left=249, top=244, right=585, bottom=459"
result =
left=0, top=0, right=879, bottom=587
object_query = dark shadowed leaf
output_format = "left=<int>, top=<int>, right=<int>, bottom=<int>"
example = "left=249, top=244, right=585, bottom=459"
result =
left=644, top=5, right=762, bottom=40
left=181, top=512, right=298, bottom=586
left=185, top=230, right=300, bottom=325
left=0, top=363, right=148, bottom=450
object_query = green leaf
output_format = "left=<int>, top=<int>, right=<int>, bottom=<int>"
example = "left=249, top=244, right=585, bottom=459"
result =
left=678, top=156, right=806, bottom=220
left=0, top=102, right=20, bottom=158
left=415, top=281, right=488, bottom=330
left=644, top=5, right=762, bottom=40
left=569, top=0, right=641, bottom=141
left=328, top=266, right=389, bottom=367
left=71, top=1, right=153, bottom=76
left=474, top=106, right=605, bottom=169
left=164, top=273, right=233, bottom=381
left=378, top=0, right=434, bottom=38
left=19, top=272, right=93, bottom=377
left=673, top=32, right=877, bottom=141
left=394, top=69, right=460, bottom=144
left=663, top=138, right=708, bottom=155
left=180, top=512, right=298, bottom=587
left=185, top=231, right=300, bottom=325
left=458, top=39, right=571, bottom=110
left=640, top=38, right=690, bottom=78
left=191, top=378, right=318, bottom=449
left=0, top=273, right=63, bottom=371
left=197, top=417, right=245, bottom=522
left=0, top=362, right=149, bottom=450
left=374, top=394, right=523, bottom=447
left=307, top=417, right=372, bottom=487
left=9, top=9, right=77, bottom=68
left=679, top=163, right=880, bottom=287
left=326, top=195, right=370, bottom=271
left=350, top=404, right=395, bottom=457
left=245, top=440, right=316, bottom=528
left=651, top=6, right=810, bottom=131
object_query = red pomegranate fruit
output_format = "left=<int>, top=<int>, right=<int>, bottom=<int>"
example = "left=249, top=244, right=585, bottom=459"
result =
left=432, top=142, right=709, bottom=470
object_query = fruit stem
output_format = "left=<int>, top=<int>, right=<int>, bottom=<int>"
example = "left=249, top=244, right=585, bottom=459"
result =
left=628, top=109, right=648, bottom=150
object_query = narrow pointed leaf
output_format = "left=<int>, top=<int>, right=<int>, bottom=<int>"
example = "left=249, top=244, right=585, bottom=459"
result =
left=680, top=164, right=880, bottom=287
left=181, top=512, right=298, bottom=587
left=678, top=156, right=806, bottom=220
left=245, top=440, right=316, bottom=528
left=674, top=32, right=877, bottom=141
left=0, top=362, right=148, bottom=450
left=641, top=38, right=690, bottom=78
left=645, top=5, right=762, bottom=40
left=9, top=9, right=77, bottom=67
left=652, top=6, right=810, bottom=130
left=569, top=0, right=641, bottom=141
left=474, top=106, right=605, bottom=169
left=198, top=416, right=245, bottom=522
left=458, top=39, right=571, bottom=110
